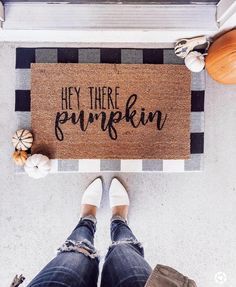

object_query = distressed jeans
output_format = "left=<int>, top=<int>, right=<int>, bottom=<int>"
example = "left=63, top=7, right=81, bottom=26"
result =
left=27, top=216, right=152, bottom=287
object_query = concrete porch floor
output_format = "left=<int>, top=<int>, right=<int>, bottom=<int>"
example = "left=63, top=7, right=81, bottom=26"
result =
left=0, top=42, right=236, bottom=287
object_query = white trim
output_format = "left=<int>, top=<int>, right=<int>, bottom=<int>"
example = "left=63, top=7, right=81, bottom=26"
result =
left=0, top=1, right=4, bottom=22
left=217, top=0, right=236, bottom=27
left=0, top=29, right=219, bottom=44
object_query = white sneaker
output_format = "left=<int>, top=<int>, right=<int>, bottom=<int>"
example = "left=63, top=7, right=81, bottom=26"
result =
left=81, top=177, right=103, bottom=208
left=109, top=178, right=130, bottom=208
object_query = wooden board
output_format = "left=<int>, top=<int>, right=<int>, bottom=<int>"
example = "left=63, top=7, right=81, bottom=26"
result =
left=31, top=63, right=191, bottom=159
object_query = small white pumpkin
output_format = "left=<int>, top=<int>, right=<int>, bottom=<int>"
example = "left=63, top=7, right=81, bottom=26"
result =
left=184, top=51, right=205, bottom=72
left=12, top=129, right=33, bottom=151
left=24, top=154, right=51, bottom=179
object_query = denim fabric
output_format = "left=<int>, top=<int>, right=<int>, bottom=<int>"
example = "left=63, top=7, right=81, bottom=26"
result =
left=27, top=217, right=152, bottom=287
left=101, top=219, right=152, bottom=287
left=27, top=218, right=99, bottom=287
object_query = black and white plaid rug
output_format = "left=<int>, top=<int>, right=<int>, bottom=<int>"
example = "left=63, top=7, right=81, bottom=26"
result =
left=15, top=47, right=204, bottom=173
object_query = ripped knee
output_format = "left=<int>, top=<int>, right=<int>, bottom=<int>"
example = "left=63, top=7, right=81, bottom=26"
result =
left=57, top=239, right=99, bottom=259
left=110, top=238, right=143, bottom=249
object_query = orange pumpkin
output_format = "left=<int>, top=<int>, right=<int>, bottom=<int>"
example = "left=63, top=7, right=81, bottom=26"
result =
left=12, top=150, right=28, bottom=166
left=205, top=29, right=236, bottom=84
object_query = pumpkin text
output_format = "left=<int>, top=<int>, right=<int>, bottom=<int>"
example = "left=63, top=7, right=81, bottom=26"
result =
left=55, top=94, right=167, bottom=141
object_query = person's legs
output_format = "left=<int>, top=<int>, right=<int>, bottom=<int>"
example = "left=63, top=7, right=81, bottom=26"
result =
left=66, top=215, right=97, bottom=244
left=101, top=217, right=152, bottom=287
left=101, top=179, right=152, bottom=287
left=27, top=178, right=103, bottom=287
left=110, top=216, right=139, bottom=243
left=27, top=217, right=99, bottom=287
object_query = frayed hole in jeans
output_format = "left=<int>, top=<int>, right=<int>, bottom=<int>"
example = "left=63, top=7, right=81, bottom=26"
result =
left=110, top=238, right=143, bottom=249
left=57, top=239, right=99, bottom=259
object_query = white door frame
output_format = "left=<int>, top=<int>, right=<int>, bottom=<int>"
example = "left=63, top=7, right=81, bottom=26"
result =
left=217, top=0, right=236, bottom=28
left=0, top=1, right=4, bottom=22
left=0, top=1, right=235, bottom=43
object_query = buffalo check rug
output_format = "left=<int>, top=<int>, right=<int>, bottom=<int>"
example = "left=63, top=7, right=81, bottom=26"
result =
left=15, top=47, right=205, bottom=173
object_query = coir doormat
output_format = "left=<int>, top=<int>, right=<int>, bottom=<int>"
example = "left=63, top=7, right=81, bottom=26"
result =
left=15, top=48, right=205, bottom=172
left=31, top=63, right=191, bottom=159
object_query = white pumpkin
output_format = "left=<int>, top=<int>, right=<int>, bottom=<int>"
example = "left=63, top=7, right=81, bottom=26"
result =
left=12, top=129, right=33, bottom=151
left=184, top=51, right=205, bottom=72
left=24, top=154, right=51, bottom=179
